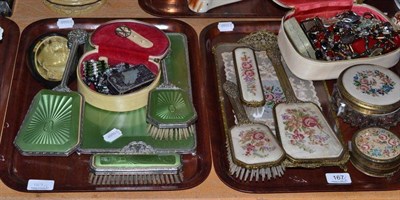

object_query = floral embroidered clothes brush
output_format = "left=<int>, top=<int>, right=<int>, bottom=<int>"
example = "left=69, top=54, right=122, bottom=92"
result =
left=239, top=31, right=349, bottom=168
left=223, top=81, right=285, bottom=181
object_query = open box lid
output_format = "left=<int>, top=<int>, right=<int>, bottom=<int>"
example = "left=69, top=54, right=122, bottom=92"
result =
left=270, top=0, right=380, bottom=20
left=272, top=0, right=353, bottom=9
left=88, top=19, right=170, bottom=73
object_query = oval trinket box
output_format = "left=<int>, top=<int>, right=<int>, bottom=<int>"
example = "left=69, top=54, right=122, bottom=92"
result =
left=332, top=64, right=400, bottom=128
left=77, top=19, right=170, bottom=112
left=351, top=127, right=400, bottom=177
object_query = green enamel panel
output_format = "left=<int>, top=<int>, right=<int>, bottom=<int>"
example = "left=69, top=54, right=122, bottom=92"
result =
left=14, top=90, right=82, bottom=155
left=147, top=89, right=196, bottom=126
left=92, top=154, right=181, bottom=169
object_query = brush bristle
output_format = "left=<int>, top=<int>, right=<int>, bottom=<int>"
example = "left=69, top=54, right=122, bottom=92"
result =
left=147, top=124, right=195, bottom=140
left=226, top=141, right=285, bottom=181
left=89, top=173, right=184, bottom=185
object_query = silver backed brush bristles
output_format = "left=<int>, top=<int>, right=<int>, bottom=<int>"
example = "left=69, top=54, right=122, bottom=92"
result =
left=147, top=124, right=195, bottom=140
left=89, top=154, right=184, bottom=185
left=226, top=140, right=285, bottom=182
left=89, top=173, right=184, bottom=185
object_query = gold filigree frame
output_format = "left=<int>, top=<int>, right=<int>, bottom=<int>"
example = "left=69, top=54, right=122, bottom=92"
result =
left=237, top=30, right=350, bottom=169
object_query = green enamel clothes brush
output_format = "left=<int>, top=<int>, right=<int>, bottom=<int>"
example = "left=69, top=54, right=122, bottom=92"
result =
left=89, top=153, right=183, bottom=185
left=146, top=60, right=197, bottom=140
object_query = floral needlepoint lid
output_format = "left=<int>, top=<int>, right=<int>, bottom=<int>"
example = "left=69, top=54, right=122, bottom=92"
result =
left=353, top=127, right=400, bottom=163
left=338, top=64, right=400, bottom=114
left=229, top=123, right=285, bottom=167
left=275, top=102, right=344, bottom=161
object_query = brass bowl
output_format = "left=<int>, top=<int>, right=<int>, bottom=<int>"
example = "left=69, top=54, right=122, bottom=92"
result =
left=29, top=34, right=70, bottom=88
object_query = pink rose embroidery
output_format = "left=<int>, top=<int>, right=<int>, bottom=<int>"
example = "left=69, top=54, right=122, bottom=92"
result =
left=378, top=133, right=388, bottom=141
left=302, top=116, right=319, bottom=128
left=244, top=69, right=255, bottom=77
left=292, top=130, right=304, bottom=141
left=389, top=138, right=400, bottom=146
left=361, top=144, right=370, bottom=151
left=252, top=131, right=265, bottom=140
left=242, top=62, right=253, bottom=69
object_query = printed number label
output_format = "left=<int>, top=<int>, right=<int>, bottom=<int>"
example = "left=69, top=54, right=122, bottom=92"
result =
left=218, top=22, right=234, bottom=32
left=27, top=179, right=55, bottom=191
left=325, top=173, right=352, bottom=184
left=57, top=18, right=74, bottom=29
left=103, top=128, right=123, bottom=143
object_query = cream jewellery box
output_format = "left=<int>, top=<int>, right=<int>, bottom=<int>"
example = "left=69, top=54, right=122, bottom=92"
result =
left=276, top=0, right=400, bottom=80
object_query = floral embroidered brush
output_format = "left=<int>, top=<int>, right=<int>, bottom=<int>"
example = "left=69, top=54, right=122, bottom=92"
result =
left=223, top=81, right=286, bottom=181
left=232, top=47, right=265, bottom=119
left=239, top=31, right=349, bottom=168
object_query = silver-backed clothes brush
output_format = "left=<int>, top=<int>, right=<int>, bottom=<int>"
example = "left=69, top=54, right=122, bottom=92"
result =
left=89, top=153, right=183, bottom=185
left=146, top=59, right=197, bottom=140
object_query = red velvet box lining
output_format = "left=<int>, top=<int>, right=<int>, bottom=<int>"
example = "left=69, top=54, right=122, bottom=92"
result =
left=79, top=20, right=170, bottom=78
left=277, top=0, right=389, bottom=22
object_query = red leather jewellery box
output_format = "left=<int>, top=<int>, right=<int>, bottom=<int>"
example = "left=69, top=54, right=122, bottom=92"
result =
left=276, top=0, right=400, bottom=80
left=76, top=19, right=170, bottom=112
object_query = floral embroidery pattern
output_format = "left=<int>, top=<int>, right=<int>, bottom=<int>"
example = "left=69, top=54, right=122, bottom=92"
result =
left=239, top=128, right=277, bottom=158
left=264, top=85, right=285, bottom=108
left=353, top=70, right=396, bottom=97
left=239, top=51, right=258, bottom=95
left=280, top=107, right=330, bottom=153
left=355, top=128, right=400, bottom=159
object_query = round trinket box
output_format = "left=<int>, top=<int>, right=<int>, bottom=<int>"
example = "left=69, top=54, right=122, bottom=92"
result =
left=351, top=127, right=400, bottom=177
left=332, top=64, right=400, bottom=128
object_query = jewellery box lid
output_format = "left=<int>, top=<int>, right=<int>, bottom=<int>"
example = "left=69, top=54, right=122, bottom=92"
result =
left=271, top=0, right=389, bottom=22
left=87, top=19, right=170, bottom=74
left=272, top=0, right=352, bottom=9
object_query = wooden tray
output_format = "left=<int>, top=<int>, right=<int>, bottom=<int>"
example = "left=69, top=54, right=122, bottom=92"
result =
left=0, top=18, right=19, bottom=133
left=138, top=0, right=288, bottom=18
left=200, top=20, right=400, bottom=193
left=138, top=0, right=399, bottom=18
left=0, top=18, right=211, bottom=192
